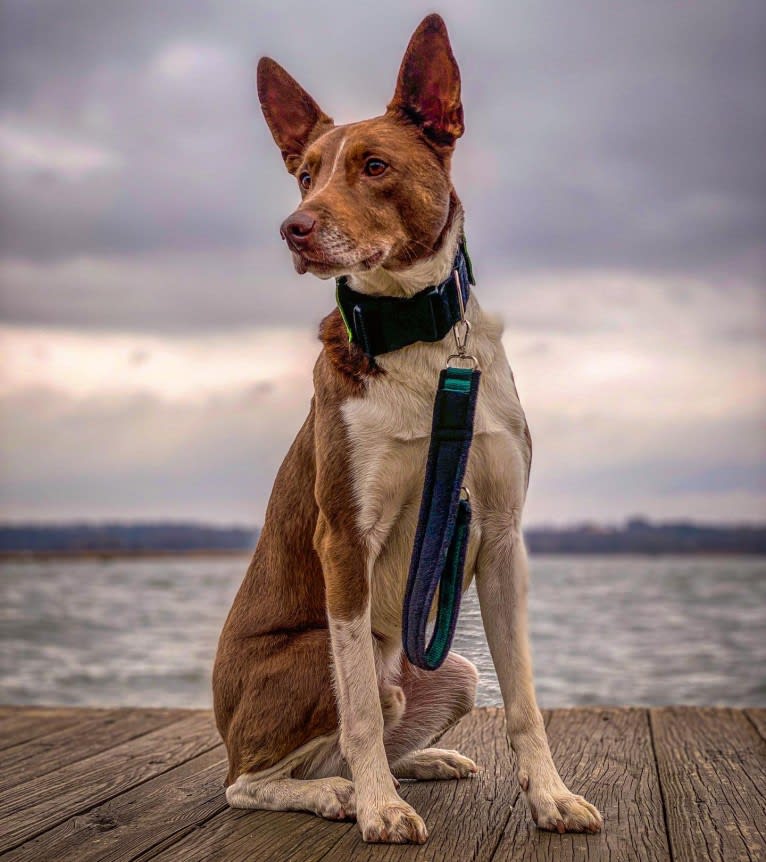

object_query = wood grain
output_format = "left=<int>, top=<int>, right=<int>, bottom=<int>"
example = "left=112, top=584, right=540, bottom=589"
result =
left=744, top=708, right=766, bottom=742
left=0, top=712, right=221, bottom=853
left=4, top=747, right=227, bottom=862
left=0, top=708, right=109, bottom=752
left=491, top=707, right=671, bottom=862
left=0, top=708, right=179, bottom=794
left=651, top=706, right=766, bottom=862
left=1, top=706, right=765, bottom=862
left=139, top=807, right=354, bottom=862
left=144, top=708, right=521, bottom=862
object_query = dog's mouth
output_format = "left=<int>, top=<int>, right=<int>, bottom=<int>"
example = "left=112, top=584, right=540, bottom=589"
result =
left=292, top=249, right=386, bottom=278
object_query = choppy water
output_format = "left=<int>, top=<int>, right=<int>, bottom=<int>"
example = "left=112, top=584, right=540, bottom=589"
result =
left=1, top=555, right=764, bottom=708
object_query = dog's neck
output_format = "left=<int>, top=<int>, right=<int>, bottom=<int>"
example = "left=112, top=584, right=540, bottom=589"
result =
left=348, top=203, right=465, bottom=300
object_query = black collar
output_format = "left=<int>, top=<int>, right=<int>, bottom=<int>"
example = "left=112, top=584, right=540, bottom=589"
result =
left=335, top=238, right=475, bottom=359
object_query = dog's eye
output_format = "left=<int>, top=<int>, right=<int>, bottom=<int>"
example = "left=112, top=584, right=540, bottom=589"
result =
left=364, top=158, right=388, bottom=177
left=299, top=171, right=311, bottom=190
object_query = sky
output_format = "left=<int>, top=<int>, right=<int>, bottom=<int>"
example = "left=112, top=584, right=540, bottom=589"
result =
left=0, top=0, right=764, bottom=526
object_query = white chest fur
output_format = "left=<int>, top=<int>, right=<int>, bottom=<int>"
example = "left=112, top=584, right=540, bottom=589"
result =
left=341, top=298, right=531, bottom=640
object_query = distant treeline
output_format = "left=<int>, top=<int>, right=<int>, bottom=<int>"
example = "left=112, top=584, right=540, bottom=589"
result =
left=524, top=518, right=766, bottom=555
left=0, top=517, right=765, bottom=555
left=0, top=523, right=259, bottom=555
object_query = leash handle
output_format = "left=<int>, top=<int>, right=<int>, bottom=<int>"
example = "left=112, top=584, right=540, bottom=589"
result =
left=402, top=366, right=481, bottom=670
left=422, top=495, right=471, bottom=667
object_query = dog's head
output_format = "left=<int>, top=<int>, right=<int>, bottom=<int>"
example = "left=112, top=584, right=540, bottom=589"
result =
left=257, top=14, right=463, bottom=282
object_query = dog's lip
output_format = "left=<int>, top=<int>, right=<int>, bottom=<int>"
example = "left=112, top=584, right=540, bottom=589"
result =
left=359, top=250, right=385, bottom=269
left=294, top=249, right=386, bottom=274
left=294, top=253, right=334, bottom=276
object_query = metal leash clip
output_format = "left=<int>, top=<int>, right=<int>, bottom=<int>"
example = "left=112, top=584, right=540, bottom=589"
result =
left=447, top=268, right=479, bottom=369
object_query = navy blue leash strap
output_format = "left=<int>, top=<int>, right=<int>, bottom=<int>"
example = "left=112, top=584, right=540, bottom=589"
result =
left=402, top=365, right=481, bottom=670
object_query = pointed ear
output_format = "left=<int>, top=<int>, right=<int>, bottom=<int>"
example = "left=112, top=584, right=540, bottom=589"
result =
left=257, top=57, right=334, bottom=173
left=387, top=14, right=464, bottom=147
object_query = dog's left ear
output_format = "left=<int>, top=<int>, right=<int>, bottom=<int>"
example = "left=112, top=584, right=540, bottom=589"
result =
left=257, top=57, right=334, bottom=173
left=387, top=14, right=464, bottom=148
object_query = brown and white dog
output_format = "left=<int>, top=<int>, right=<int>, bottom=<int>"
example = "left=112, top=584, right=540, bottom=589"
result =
left=213, top=14, right=603, bottom=845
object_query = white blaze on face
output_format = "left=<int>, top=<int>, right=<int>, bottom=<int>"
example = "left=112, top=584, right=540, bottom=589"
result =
left=305, top=132, right=348, bottom=200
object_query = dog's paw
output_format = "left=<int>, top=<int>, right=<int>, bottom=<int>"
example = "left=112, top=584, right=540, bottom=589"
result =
left=524, top=780, right=603, bottom=834
left=358, top=798, right=428, bottom=844
left=393, top=748, right=479, bottom=780
left=312, top=778, right=357, bottom=821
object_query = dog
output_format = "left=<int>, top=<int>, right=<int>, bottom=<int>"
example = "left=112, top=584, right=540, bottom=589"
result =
left=212, top=13, right=603, bottom=845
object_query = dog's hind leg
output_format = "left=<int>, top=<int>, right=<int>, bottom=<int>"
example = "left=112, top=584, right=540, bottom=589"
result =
left=294, top=650, right=479, bottom=784
left=386, top=651, right=480, bottom=780
left=227, top=772, right=356, bottom=820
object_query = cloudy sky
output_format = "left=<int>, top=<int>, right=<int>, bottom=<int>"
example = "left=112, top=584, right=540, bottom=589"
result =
left=0, top=0, right=764, bottom=526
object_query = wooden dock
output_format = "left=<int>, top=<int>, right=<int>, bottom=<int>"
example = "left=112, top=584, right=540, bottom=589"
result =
left=0, top=705, right=764, bottom=861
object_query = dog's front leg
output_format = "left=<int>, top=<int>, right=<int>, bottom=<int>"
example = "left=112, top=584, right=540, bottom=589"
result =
left=314, top=514, right=427, bottom=844
left=475, top=512, right=603, bottom=834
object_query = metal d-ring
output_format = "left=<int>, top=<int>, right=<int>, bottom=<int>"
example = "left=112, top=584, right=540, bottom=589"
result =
left=447, top=352, right=479, bottom=369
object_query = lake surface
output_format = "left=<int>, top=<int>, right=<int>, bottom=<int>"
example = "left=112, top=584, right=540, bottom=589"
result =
left=1, top=555, right=764, bottom=708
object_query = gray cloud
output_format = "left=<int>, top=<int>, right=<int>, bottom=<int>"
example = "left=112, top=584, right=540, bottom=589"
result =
left=1, top=0, right=764, bottom=331
left=0, top=384, right=310, bottom=523
left=2, top=379, right=763, bottom=524
left=1, top=1, right=764, bottom=525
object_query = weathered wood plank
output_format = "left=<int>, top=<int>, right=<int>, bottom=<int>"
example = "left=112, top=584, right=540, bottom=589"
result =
left=490, top=707, right=670, bottom=862
left=0, top=708, right=180, bottom=794
left=0, top=708, right=110, bottom=752
left=135, top=808, right=353, bottom=862
left=1, top=706, right=764, bottom=862
left=4, top=747, right=227, bottom=862
left=651, top=706, right=766, bottom=862
left=0, top=712, right=221, bottom=853
left=744, top=708, right=766, bottom=742
left=143, top=708, right=524, bottom=862
left=0, top=706, right=26, bottom=719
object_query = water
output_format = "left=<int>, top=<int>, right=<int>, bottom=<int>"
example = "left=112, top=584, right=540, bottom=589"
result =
left=1, top=555, right=764, bottom=708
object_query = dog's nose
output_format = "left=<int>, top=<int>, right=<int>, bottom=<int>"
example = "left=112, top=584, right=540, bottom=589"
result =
left=280, top=211, right=316, bottom=249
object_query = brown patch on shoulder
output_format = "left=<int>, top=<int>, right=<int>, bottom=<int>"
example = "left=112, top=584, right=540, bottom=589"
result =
left=318, top=308, right=382, bottom=386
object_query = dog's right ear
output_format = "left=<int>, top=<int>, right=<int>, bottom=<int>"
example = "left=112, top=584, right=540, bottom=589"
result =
left=257, top=58, right=334, bottom=174
left=387, top=14, right=464, bottom=149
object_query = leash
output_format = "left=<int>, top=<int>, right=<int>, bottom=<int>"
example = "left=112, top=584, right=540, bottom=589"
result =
left=402, top=263, right=480, bottom=670
left=335, top=239, right=481, bottom=671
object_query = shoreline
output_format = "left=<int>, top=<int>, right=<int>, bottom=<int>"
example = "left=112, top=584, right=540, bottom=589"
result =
left=2, top=549, right=764, bottom=561
left=0, top=549, right=253, bottom=561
